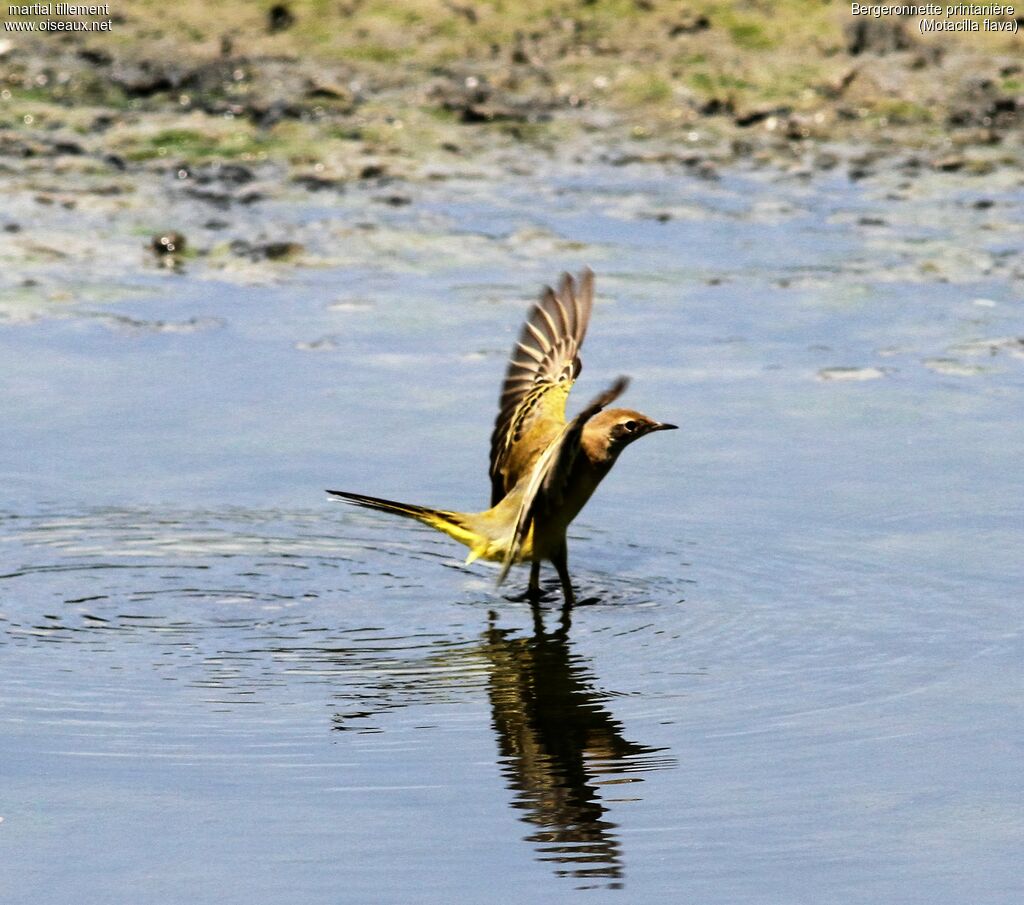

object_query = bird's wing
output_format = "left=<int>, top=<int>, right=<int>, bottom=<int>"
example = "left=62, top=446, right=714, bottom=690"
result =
left=497, top=376, right=629, bottom=585
left=489, top=268, right=595, bottom=506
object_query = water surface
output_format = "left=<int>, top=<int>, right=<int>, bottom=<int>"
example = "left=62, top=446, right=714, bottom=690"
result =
left=1, top=157, right=1022, bottom=903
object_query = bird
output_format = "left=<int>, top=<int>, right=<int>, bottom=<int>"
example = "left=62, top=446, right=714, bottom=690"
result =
left=327, top=268, right=676, bottom=605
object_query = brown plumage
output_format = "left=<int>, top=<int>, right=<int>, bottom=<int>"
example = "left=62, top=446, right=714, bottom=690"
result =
left=328, top=268, right=676, bottom=605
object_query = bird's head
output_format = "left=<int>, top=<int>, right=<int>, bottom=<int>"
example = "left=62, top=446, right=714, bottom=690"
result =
left=583, top=407, right=678, bottom=463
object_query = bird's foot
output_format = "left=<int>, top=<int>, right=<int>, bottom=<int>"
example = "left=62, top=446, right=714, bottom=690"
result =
left=508, top=585, right=556, bottom=604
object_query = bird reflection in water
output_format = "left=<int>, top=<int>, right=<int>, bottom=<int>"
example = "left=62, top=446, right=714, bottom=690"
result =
left=482, top=607, right=674, bottom=889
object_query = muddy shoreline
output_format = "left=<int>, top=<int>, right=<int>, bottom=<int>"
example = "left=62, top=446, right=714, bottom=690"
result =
left=3, top=3, right=1022, bottom=182
left=1, top=2, right=1022, bottom=315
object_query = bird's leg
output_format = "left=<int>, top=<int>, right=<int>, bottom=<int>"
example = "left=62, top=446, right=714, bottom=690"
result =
left=528, top=561, right=541, bottom=599
left=551, top=544, right=575, bottom=608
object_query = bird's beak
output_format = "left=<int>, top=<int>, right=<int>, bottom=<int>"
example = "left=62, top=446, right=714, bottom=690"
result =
left=650, top=421, right=678, bottom=432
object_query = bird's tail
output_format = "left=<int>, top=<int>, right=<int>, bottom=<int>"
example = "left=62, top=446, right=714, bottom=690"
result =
left=327, top=489, right=488, bottom=562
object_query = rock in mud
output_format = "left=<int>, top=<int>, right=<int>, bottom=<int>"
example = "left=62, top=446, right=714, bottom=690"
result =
left=844, top=18, right=911, bottom=55
left=666, top=11, right=710, bottom=36
left=267, top=4, right=296, bottom=34
left=948, top=77, right=1022, bottom=130
left=358, top=164, right=389, bottom=181
left=428, top=75, right=540, bottom=124
left=150, top=231, right=186, bottom=256
left=194, top=163, right=256, bottom=186
left=734, top=106, right=790, bottom=128
left=293, top=173, right=343, bottom=192
left=181, top=165, right=262, bottom=207
left=229, top=239, right=303, bottom=261
left=110, top=60, right=189, bottom=97
left=932, top=154, right=965, bottom=172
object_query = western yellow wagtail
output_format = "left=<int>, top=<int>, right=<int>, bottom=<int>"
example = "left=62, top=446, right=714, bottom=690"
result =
left=328, top=268, right=676, bottom=605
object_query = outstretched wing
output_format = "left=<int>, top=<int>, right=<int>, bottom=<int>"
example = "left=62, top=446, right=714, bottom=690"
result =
left=489, top=268, right=595, bottom=505
left=497, top=376, right=629, bottom=585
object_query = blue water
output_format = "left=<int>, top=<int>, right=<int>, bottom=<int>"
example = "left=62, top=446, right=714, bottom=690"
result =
left=1, top=154, right=1022, bottom=903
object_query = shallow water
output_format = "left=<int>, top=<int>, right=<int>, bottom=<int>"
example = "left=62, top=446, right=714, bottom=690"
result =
left=1, top=156, right=1022, bottom=903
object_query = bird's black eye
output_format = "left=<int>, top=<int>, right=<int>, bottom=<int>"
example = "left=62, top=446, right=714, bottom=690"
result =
left=623, top=420, right=639, bottom=432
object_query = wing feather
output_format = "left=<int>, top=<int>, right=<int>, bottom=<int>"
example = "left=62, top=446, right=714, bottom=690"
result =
left=489, top=268, right=595, bottom=505
left=515, top=341, right=545, bottom=363
left=524, top=321, right=550, bottom=349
